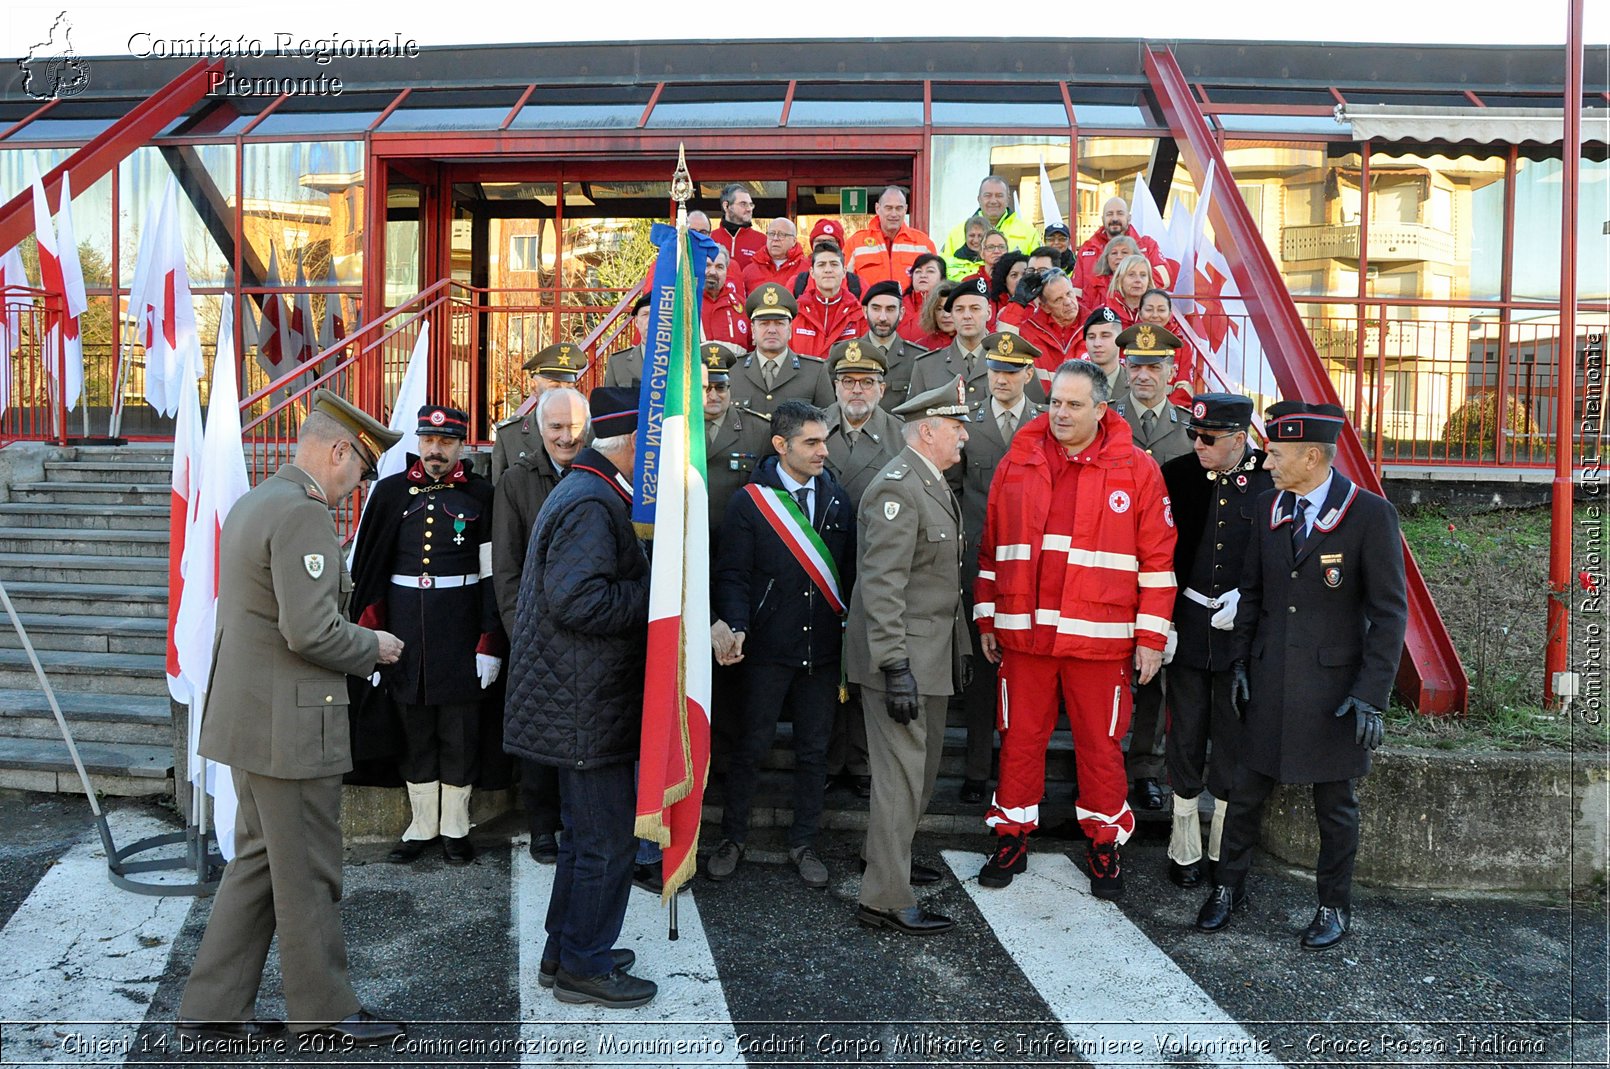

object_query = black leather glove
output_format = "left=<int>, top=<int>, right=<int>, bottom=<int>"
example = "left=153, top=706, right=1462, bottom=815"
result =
left=1011, top=269, right=1045, bottom=307
left=958, top=654, right=974, bottom=692
left=882, top=659, right=920, bottom=725
left=1230, top=660, right=1250, bottom=721
left=1334, top=696, right=1384, bottom=750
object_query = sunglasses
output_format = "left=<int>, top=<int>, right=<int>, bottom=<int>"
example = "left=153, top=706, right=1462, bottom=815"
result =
left=1186, top=427, right=1238, bottom=445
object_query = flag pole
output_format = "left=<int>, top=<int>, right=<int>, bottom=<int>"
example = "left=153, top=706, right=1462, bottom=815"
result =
left=666, top=143, right=693, bottom=943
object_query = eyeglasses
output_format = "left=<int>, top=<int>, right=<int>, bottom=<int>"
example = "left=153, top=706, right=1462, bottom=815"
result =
left=704, top=383, right=730, bottom=392
left=1186, top=427, right=1239, bottom=445
left=837, top=377, right=882, bottom=391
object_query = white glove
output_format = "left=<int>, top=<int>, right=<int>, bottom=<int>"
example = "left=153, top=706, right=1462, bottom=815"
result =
left=477, top=654, right=502, bottom=689
left=1162, top=627, right=1178, bottom=665
left=370, top=671, right=381, bottom=687
left=1210, top=589, right=1241, bottom=631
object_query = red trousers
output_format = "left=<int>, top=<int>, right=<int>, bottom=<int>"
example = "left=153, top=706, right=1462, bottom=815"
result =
left=985, top=650, right=1136, bottom=845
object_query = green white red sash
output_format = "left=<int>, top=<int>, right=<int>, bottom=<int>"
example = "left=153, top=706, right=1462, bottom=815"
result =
left=743, top=483, right=845, bottom=615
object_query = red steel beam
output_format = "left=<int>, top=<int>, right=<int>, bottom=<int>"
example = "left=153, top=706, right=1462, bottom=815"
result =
left=1144, top=45, right=1468, bottom=715
left=0, top=58, right=223, bottom=255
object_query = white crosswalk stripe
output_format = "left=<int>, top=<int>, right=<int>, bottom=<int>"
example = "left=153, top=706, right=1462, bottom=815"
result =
left=942, top=849, right=1284, bottom=1068
left=511, top=837, right=745, bottom=1065
left=0, top=810, right=194, bottom=1066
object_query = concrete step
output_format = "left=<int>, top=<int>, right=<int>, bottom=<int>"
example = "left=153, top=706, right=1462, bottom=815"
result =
left=7, top=482, right=170, bottom=507
left=0, top=648, right=168, bottom=696
left=0, top=688, right=171, bottom=746
left=43, top=460, right=177, bottom=484
left=0, top=503, right=170, bottom=531
left=0, top=552, right=167, bottom=586
left=0, top=735, right=172, bottom=795
left=0, top=614, right=167, bottom=656
left=68, top=443, right=175, bottom=462
left=0, top=527, right=170, bottom=559
left=0, top=582, right=168, bottom=619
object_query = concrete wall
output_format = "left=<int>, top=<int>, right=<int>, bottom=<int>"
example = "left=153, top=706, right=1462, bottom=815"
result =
left=1260, top=748, right=1608, bottom=893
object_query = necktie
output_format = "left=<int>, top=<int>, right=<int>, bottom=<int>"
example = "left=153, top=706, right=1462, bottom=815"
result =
left=1291, top=496, right=1311, bottom=555
left=999, top=409, right=1016, bottom=441
left=793, top=485, right=812, bottom=523
left=1141, top=410, right=1157, bottom=440
left=706, top=420, right=717, bottom=446
left=965, top=351, right=976, bottom=379
left=763, top=360, right=778, bottom=389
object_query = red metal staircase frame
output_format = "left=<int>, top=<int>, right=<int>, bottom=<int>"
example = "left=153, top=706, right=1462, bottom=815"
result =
left=1144, top=46, right=1469, bottom=715
left=0, top=59, right=224, bottom=256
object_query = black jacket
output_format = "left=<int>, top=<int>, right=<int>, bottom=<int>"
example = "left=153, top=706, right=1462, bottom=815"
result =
left=712, top=456, right=855, bottom=669
left=1161, top=446, right=1271, bottom=671
left=1231, top=472, right=1409, bottom=783
left=503, top=448, right=650, bottom=768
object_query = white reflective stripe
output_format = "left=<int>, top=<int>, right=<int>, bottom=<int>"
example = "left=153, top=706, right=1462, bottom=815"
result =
left=994, top=612, right=1033, bottom=630
left=1028, top=609, right=1135, bottom=638
left=995, top=543, right=1032, bottom=561
left=1109, top=686, right=1121, bottom=736
left=478, top=541, right=493, bottom=579
left=972, top=601, right=996, bottom=621
left=1076, top=802, right=1136, bottom=845
left=1041, top=534, right=1072, bottom=552
left=891, top=242, right=932, bottom=255
left=977, top=568, right=996, bottom=582
left=985, top=802, right=1039, bottom=828
left=1137, top=570, right=1176, bottom=588
left=1065, top=547, right=1139, bottom=572
left=999, top=673, right=1009, bottom=731
left=1136, top=613, right=1172, bottom=636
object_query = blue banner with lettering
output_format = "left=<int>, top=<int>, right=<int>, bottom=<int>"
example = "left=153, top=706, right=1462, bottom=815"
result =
left=633, top=222, right=716, bottom=527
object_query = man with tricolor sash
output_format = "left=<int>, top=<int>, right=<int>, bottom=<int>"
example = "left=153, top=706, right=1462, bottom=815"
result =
left=709, top=400, right=856, bottom=888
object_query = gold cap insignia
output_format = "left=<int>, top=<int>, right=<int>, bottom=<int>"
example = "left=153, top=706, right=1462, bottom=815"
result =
left=998, top=335, right=1014, bottom=356
left=846, top=340, right=862, bottom=360
left=1136, top=325, right=1156, bottom=351
left=763, top=287, right=779, bottom=306
left=705, top=345, right=724, bottom=367
left=556, top=346, right=573, bottom=367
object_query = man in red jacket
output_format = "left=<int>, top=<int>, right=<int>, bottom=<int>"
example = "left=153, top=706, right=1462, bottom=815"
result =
left=845, top=185, right=937, bottom=289
left=973, top=359, right=1176, bottom=899
left=743, top=218, right=807, bottom=292
left=1070, top=197, right=1171, bottom=298
left=715, top=182, right=767, bottom=282
left=702, top=248, right=751, bottom=350
left=791, top=243, right=867, bottom=358
left=1016, top=269, right=1083, bottom=392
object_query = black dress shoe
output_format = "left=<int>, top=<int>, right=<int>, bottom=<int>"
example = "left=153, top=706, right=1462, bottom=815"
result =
left=539, top=948, right=636, bottom=989
left=175, top=1019, right=286, bottom=1040
left=309, top=1010, right=406, bottom=1047
left=856, top=858, right=943, bottom=886
left=1169, top=860, right=1204, bottom=888
left=1301, top=906, right=1351, bottom=950
left=529, top=832, right=558, bottom=865
left=1132, top=777, right=1166, bottom=811
left=442, top=835, right=475, bottom=865
left=856, top=904, right=955, bottom=935
left=386, top=838, right=435, bottom=864
left=959, top=779, right=986, bottom=804
left=632, top=862, right=662, bottom=894
left=553, top=967, right=658, bottom=1008
left=853, top=774, right=872, bottom=798
left=1195, top=885, right=1249, bottom=931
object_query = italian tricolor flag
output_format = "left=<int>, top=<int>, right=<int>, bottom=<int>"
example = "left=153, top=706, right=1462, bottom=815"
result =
left=634, top=218, right=715, bottom=898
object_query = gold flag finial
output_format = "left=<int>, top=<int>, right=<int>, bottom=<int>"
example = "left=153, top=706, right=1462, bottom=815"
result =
left=671, top=143, right=694, bottom=205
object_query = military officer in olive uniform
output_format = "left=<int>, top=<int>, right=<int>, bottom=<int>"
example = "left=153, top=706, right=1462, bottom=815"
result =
left=348, top=405, right=505, bottom=867
left=602, top=295, right=653, bottom=388
left=702, top=341, right=774, bottom=540
left=848, top=377, right=973, bottom=937
left=729, top=282, right=834, bottom=416
left=491, top=342, right=590, bottom=480
left=956, top=331, right=1046, bottom=804
left=178, top=391, right=406, bottom=1045
left=1197, top=401, right=1408, bottom=951
left=1112, top=322, right=1194, bottom=812
left=909, top=277, right=1047, bottom=409
left=1159, top=393, right=1270, bottom=888
left=856, top=279, right=925, bottom=413
left=821, top=338, right=906, bottom=796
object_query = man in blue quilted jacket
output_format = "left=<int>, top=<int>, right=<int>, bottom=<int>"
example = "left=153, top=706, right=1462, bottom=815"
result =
left=502, top=387, right=656, bottom=1010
